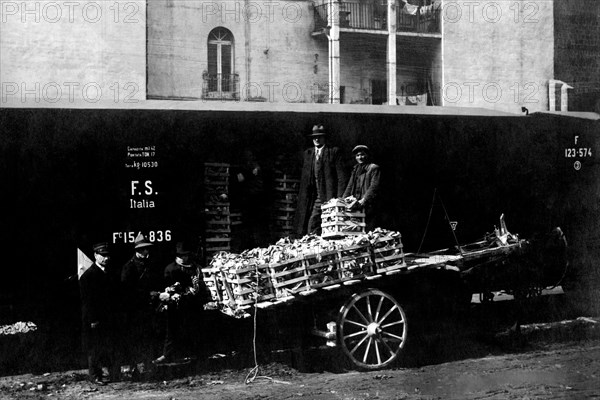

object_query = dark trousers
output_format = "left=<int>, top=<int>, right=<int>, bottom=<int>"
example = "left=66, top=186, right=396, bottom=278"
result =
left=162, top=305, right=199, bottom=360
left=122, top=310, right=156, bottom=367
left=307, top=197, right=322, bottom=235
left=85, top=325, right=119, bottom=380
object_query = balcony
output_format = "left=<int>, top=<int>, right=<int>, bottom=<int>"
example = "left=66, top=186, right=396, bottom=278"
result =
left=397, top=1, right=441, bottom=34
left=313, top=1, right=440, bottom=35
left=202, top=73, right=240, bottom=101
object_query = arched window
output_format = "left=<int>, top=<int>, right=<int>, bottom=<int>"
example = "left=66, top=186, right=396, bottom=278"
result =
left=207, top=27, right=234, bottom=94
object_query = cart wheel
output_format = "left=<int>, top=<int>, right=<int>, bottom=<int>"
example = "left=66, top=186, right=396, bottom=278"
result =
left=337, top=289, right=407, bottom=370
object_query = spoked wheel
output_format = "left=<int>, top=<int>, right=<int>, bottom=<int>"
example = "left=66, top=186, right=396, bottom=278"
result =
left=337, top=289, right=408, bottom=370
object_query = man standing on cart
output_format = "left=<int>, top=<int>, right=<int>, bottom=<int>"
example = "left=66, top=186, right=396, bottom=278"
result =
left=343, top=145, right=381, bottom=232
left=294, top=124, right=347, bottom=236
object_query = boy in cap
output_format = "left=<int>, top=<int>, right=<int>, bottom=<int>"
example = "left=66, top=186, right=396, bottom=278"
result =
left=79, top=242, right=120, bottom=384
left=343, top=145, right=381, bottom=232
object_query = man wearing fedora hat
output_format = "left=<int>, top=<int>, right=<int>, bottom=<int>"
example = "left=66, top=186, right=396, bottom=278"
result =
left=294, top=124, right=347, bottom=236
left=343, top=145, right=381, bottom=232
left=120, top=233, right=161, bottom=378
left=79, top=242, right=120, bottom=384
left=154, top=241, right=207, bottom=365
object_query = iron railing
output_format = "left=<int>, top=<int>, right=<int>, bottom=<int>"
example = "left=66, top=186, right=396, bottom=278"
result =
left=397, top=2, right=441, bottom=34
left=202, top=73, right=240, bottom=101
left=312, top=1, right=440, bottom=34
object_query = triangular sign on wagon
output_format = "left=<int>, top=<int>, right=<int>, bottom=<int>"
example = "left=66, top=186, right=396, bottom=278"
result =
left=77, top=248, right=93, bottom=279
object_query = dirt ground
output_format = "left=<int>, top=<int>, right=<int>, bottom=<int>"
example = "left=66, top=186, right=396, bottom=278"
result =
left=2, top=295, right=600, bottom=400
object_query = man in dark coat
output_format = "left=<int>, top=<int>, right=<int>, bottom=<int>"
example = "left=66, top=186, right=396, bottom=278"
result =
left=153, top=242, right=208, bottom=364
left=293, top=124, right=347, bottom=236
left=80, top=242, right=120, bottom=384
left=120, top=233, right=160, bottom=376
left=343, top=145, right=381, bottom=232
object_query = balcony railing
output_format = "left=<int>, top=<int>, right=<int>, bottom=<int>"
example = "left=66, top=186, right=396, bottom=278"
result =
left=202, top=73, right=240, bottom=101
left=313, top=2, right=386, bottom=31
left=397, top=1, right=441, bottom=34
left=313, top=1, right=440, bottom=34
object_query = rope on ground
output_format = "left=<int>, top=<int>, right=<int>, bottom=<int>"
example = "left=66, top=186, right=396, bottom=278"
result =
left=244, top=263, right=290, bottom=386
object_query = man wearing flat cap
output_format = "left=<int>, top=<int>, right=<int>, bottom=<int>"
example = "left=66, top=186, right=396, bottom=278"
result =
left=120, top=233, right=161, bottom=377
left=79, top=242, right=120, bottom=384
left=343, top=145, right=381, bottom=232
left=294, top=124, right=347, bottom=236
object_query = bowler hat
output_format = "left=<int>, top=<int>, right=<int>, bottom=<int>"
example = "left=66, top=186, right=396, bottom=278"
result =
left=175, top=241, right=192, bottom=256
left=134, top=233, right=153, bottom=249
left=352, top=145, right=370, bottom=155
left=93, top=242, right=110, bottom=255
left=308, top=124, right=327, bottom=137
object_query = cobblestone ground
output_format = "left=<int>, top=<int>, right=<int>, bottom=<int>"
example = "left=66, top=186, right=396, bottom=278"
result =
left=1, top=293, right=600, bottom=400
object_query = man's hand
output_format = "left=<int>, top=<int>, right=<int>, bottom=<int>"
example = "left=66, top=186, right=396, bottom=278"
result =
left=348, top=199, right=363, bottom=211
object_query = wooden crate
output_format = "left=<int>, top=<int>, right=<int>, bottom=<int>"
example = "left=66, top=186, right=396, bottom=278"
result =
left=269, top=257, right=310, bottom=298
left=223, top=262, right=275, bottom=307
left=321, top=201, right=365, bottom=238
left=304, top=250, right=342, bottom=289
left=230, top=212, right=242, bottom=227
left=372, top=234, right=406, bottom=273
left=322, top=210, right=365, bottom=223
left=204, top=175, right=229, bottom=186
left=274, top=178, right=300, bottom=192
left=206, top=237, right=231, bottom=252
left=204, top=162, right=230, bottom=176
left=321, top=220, right=366, bottom=238
left=201, top=267, right=227, bottom=303
left=205, top=203, right=230, bottom=215
left=337, top=244, right=375, bottom=279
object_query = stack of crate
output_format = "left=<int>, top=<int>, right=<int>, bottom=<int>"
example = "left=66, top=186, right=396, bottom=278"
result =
left=321, top=199, right=366, bottom=239
left=272, top=171, right=300, bottom=238
left=204, top=163, right=232, bottom=260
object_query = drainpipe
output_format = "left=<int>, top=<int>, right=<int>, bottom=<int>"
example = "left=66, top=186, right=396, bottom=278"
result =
left=387, top=0, right=397, bottom=105
left=327, top=0, right=341, bottom=103
left=548, top=79, right=573, bottom=112
left=245, top=0, right=251, bottom=101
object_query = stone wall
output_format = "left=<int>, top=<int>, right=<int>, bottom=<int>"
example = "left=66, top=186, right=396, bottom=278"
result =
left=554, top=0, right=600, bottom=112
left=147, top=0, right=328, bottom=103
left=442, top=0, right=554, bottom=113
left=0, top=0, right=146, bottom=103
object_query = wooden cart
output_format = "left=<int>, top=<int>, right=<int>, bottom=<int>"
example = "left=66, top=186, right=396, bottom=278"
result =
left=203, top=216, right=555, bottom=370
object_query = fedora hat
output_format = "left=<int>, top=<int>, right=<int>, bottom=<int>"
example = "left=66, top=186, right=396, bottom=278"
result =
left=308, top=124, right=327, bottom=137
left=134, top=233, right=153, bottom=249
left=93, top=242, right=110, bottom=256
left=175, top=241, right=192, bottom=256
left=352, top=145, right=370, bottom=155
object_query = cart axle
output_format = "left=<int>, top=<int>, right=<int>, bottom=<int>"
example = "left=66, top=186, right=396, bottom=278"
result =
left=311, top=321, right=337, bottom=347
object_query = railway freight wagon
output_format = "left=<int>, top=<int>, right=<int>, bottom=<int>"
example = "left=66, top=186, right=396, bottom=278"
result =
left=0, top=102, right=598, bottom=373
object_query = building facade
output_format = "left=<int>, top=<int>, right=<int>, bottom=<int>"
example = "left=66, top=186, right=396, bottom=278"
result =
left=0, top=0, right=597, bottom=113
left=147, top=0, right=561, bottom=114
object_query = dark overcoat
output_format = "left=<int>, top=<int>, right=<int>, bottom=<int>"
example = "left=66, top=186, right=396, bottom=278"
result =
left=80, top=263, right=118, bottom=350
left=343, top=162, right=381, bottom=231
left=342, top=162, right=381, bottom=206
left=293, top=146, right=347, bottom=236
